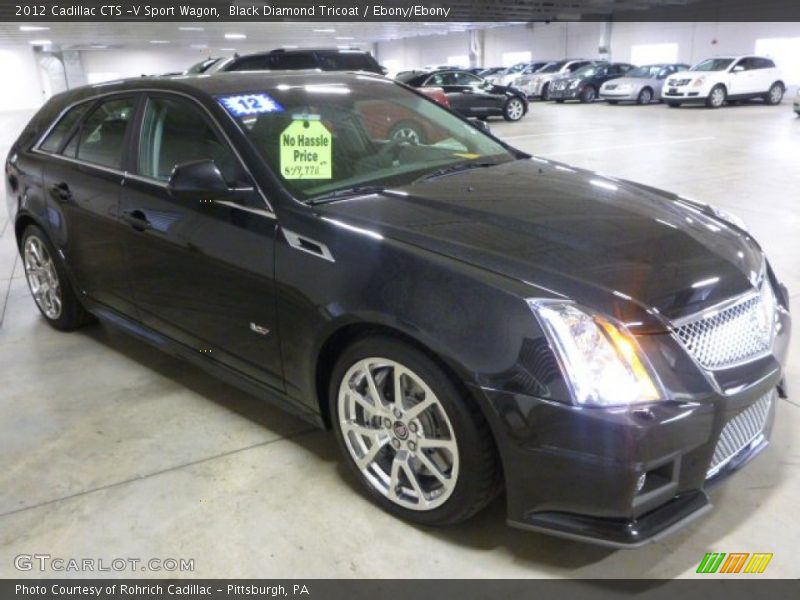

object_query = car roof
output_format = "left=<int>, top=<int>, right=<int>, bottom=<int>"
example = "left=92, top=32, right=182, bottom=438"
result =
left=47, top=70, right=390, bottom=107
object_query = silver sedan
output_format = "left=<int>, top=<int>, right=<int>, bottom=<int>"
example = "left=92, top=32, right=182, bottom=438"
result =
left=600, top=63, right=691, bottom=104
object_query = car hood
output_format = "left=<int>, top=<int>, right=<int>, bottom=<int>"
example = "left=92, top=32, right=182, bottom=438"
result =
left=315, top=159, right=764, bottom=331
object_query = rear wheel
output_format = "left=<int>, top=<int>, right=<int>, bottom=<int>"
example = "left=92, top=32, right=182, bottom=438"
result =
left=330, top=336, right=500, bottom=525
left=21, top=225, right=93, bottom=331
left=502, top=97, right=525, bottom=121
left=765, top=82, right=784, bottom=105
left=541, top=82, right=551, bottom=100
left=579, top=85, right=597, bottom=103
left=637, top=87, right=653, bottom=105
left=706, top=85, right=726, bottom=108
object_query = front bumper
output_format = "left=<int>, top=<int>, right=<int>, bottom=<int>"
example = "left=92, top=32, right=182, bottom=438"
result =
left=472, top=296, right=790, bottom=547
left=662, top=85, right=710, bottom=103
left=548, top=86, right=581, bottom=100
left=600, top=89, right=638, bottom=102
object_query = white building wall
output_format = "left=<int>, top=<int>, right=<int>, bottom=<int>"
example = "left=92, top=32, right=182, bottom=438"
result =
left=0, top=46, right=46, bottom=111
left=78, top=47, right=215, bottom=83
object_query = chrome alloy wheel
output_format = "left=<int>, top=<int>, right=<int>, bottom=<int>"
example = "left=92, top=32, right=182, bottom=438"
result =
left=769, top=84, right=784, bottom=104
left=337, top=358, right=459, bottom=511
left=23, top=235, right=62, bottom=320
left=506, top=98, right=524, bottom=120
left=390, top=126, right=421, bottom=144
left=710, top=86, right=726, bottom=107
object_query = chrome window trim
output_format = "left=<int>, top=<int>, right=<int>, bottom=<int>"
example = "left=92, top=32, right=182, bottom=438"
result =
left=32, top=87, right=276, bottom=220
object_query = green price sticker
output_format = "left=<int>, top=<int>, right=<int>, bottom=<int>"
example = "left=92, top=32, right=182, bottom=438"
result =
left=280, top=119, right=332, bottom=180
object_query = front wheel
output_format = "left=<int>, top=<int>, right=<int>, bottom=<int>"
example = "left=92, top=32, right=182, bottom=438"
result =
left=706, top=85, right=726, bottom=108
left=21, top=225, right=93, bottom=331
left=637, top=87, right=653, bottom=105
left=579, top=85, right=597, bottom=103
left=330, top=336, right=500, bottom=525
left=503, top=97, right=525, bottom=121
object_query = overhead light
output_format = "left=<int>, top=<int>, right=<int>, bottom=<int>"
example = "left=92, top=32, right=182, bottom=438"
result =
left=335, top=36, right=354, bottom=40
left=225, top=33, right=246, bottom=40
left=28, top=39, right=52, bottom=45
left=190, top=44, right=209, bottom=49
left=282, top=45, right=299, bottom=49
left=314, top=28, right=335, bottom=33
left=19, top=25, right=49, bottom=32
left=220, top=48, right=236, bottom=51
left=149, top=40, right=169, bottom=44
left=336, top=45, right=351, bottom=49
left=90, top=44, right=108, bottom=49
left=179, top=26, right=204, bottom=31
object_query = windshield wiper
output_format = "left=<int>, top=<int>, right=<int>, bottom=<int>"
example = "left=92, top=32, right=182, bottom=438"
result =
left=415, top=160, right=499, bottom=183
left=307, top=185, right=387, bottom=205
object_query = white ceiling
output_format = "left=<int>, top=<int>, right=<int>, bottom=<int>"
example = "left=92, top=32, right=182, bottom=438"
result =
left=0, top=21, right=504, bottom=52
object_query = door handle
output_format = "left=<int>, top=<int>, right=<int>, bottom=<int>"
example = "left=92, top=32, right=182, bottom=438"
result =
left=50, top=182, right=71, bottom=201
left=121, top=209, right=152, bottom=232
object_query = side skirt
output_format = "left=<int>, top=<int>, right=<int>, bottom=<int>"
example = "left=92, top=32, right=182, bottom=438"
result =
left=90, top=305, right=325, bottom=429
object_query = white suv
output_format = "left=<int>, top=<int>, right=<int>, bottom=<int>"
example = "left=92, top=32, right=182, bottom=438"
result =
left=663, top=56, right=785, bottom=108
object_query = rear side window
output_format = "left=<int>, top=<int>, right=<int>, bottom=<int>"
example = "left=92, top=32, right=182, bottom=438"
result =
left=318, top=52, right=373, bottom=71
left=269, top=53, right=318, bottom=70
left=229, top=55, right=270, bottom=71
left=63, top=97, right=135, bottom=169
left=39, top=104, right=89, bottom=153
left=137, top=96, right=244, bottom=185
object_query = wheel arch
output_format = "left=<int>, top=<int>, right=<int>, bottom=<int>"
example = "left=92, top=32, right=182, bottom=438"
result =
left=14, top=212, right=44, bottom=250
left=314, top=320, right=478, bottom=431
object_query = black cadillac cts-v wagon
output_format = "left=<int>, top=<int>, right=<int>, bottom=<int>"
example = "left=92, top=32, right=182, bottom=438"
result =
left=5, top=71, right=791, bottom=547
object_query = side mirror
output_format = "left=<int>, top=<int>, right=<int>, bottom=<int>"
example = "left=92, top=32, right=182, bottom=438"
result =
left=167, top=159, right=231, bottom=202
left=468, top=118, right=490, bottom=134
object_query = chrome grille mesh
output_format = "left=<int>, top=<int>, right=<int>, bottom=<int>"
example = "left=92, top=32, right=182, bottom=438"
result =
left=673, top=294, right=770, bottom=370
left=707, top=390, right=774, bottom=478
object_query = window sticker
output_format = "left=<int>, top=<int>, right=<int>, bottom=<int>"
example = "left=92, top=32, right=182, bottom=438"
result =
left=280, top=116, right=332, bottom=180
left=218, top=93, right=284, bottom=117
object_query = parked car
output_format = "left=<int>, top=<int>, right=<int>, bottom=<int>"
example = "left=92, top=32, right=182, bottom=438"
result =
left=209, top=48, right=387, bottom=75
left=549, top=62, right=635, bottom=103
left=488, top=62, right=551, bottom=86
left=6, top=71, right=791, bottom=548
left=477, top=67, right=505, bottom=78
left=662, top=56, right=785, bottom=108
left=514, top=59, right=596, bottom=99
left=600, top=63, right=691, bottom=104
left=397, top=69, right=528, bottom=121
left=482, top=61, right=528, bottom=85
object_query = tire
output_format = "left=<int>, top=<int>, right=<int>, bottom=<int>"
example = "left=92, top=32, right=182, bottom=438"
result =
left=388, top=121, right=425, bottom=145
left=502, top=97, right=525, bottom=121
left=541, top=82, right=551, bottom=101
left=667, top=102, right=681, bottom=108
left=330, top=335, right=500, bottom=526
left=765, top=82, right=784, bottom=105
left=637, top=87, right=653, bottom=105
left=20, top=224, right=93, bottom=331
left=579, top=85, right=597, bottom=103
left=706, top=84, right=726, bottom=108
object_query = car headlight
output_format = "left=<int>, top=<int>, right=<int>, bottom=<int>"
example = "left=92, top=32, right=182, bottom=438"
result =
left=709, top=204, right=749, bottom=232
left=617, top=84, right=631, bottom=91
left=569, top=80, right=581, bottom=89
left=692, top=76, right=706, bottom=87
left=527, top=300, right=663, bottom=406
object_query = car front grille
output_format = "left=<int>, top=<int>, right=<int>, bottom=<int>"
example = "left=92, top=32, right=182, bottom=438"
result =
left=707, top=389, right=774, bottom=478
left=668, top=78, right=692, bottom=87
left=673, top=288, right=774, bottom=370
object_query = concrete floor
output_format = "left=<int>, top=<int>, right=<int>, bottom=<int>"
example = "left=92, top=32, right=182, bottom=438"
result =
left=1, top=97, right=799, bottom=579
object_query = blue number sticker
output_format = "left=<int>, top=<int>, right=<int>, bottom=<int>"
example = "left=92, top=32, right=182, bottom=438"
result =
left=218, top=93, right=284, bottom=117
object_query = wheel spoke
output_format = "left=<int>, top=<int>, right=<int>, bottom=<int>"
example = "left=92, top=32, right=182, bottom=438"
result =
left=363, top=364, right=384, bottom=407
left=404, top=396, right=436, bottom=422
left=417, top=437, right=457, bottom=453
left=342, top=420, right=382, bottom=440
left=399, top=458, right=426, bottom=505
left=349, top=389, right=379, bottom=416
left=393, top=366, right=405, bottom=411
left=388, top=455, right=403, bottom=501
left=416, top=451, right=450, bottom=485
left=355, top=436, right=389, bottom=470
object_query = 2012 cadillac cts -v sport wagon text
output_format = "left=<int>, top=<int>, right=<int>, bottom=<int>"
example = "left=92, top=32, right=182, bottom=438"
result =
left=5, top=71, right=791, bottom=547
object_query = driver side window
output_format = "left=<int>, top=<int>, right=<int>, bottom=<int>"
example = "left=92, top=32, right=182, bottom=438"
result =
left=137, top=96, right=245, bottom=186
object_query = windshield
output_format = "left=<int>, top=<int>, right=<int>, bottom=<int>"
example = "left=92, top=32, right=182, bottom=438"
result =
left=223, top=80, right=516, bottom=202
left=627, top=65, right=668, bottom=78
left=185, top=58, right=219, bottom=74
left=691, top=58, right=734, bottom=72
left=538, top=61, right=566, bottom=74
left=506, top=63, right=526, bottom=74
